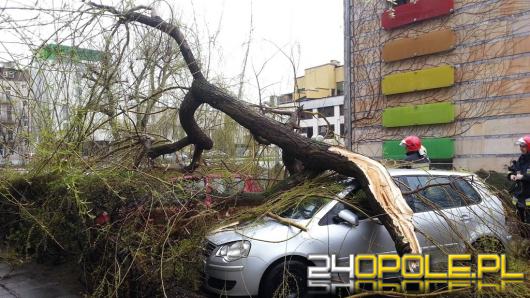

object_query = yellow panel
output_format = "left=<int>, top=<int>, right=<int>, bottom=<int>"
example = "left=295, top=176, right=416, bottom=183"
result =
left=382, top=65, right=455, bottom=95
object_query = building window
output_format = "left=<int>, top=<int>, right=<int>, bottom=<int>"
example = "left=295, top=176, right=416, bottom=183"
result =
left=391, top=0, right=409, bottom=7
left=336, top=82, right=344, bottom=96
left=277, top=93, right=293, bottom=105
left=6, top=104, right=12, bottom=122
left=318, top=106, right=335, bottom=118
left=61, top=105, right=70, bottom=120
left=318, top=125, right=335, bottom=139
left=2, top=70, right=15, bottom=79
left=300, top=126, right=313, bottom=138
left=340, top=124, right=345, bottom=136
left=339, top=105, right=344, bottom=116
left=22, top=115, right=29, bottom=127
left=300, top=109, right=313, bottom=120
left=430, top=159, right=454, bottom=170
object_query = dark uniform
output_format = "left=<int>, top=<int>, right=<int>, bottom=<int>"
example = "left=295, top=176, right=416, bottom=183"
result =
left=509, top=153, right=530, bottom=223
left=402, top=151, right=430, bottom=170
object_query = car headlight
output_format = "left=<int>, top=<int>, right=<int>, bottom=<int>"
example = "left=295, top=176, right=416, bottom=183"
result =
left=215, top=240, right=251, bottom=262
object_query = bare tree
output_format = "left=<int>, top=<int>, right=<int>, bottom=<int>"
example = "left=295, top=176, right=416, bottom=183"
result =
left=77, top=1, right=422, bottom=256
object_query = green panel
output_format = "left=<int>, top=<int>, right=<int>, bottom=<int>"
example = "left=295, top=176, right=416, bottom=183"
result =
left=383, top=138, right=455, bottom=160
left=382, top=102, right=455, bottom=127
left=38, top=44, right=103, bottom=62
left=382, top=65, right=454, bottom=95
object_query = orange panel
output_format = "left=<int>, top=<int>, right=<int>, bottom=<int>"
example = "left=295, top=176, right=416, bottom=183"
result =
left=382, top=29, right=456, bottom=62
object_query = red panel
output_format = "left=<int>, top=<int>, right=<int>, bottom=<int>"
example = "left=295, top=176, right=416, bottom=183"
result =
left=381, top=0, right=454, bottom=30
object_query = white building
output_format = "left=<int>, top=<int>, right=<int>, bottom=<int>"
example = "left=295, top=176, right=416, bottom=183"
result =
left=32, top=44, right=112, bottom=148
left=278, top=95, right=345, bottom=144
left=0, top=62, right=32, bottom=166
left=275, top=61, right=345, bottom=145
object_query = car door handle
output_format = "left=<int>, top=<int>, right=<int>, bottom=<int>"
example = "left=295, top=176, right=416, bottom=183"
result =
left=460, top=214, right=471, bottom=222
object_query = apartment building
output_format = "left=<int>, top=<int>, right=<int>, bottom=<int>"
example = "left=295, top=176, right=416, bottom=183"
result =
left=276, top=61, right=346, bottom=144
left=344, top=0, right=530, bottom=171
left=0, top=62, right=32, bottom=166
left=34, top=43, right=111, bottom=151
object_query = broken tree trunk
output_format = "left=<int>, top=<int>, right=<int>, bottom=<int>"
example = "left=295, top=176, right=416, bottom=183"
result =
left=85, top=2, right=421, bottom=256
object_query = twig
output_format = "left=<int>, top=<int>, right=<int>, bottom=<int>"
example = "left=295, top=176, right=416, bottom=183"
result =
left=265, top=212, right=307, bottom=231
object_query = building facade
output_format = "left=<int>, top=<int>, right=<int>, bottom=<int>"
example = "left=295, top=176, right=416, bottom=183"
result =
left=0, top=62, right=32, bottom=166
left=344, top=0, right=530, bottom=171
left=33, top=44, right=111, bottom=151
left=276, top=61, right=346, bottom=144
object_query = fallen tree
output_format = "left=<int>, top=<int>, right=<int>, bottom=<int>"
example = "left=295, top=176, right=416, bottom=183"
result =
left=83, top=1, right=421, bottom=256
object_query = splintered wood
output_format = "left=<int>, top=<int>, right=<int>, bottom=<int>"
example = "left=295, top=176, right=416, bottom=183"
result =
left=329, top=146, right=422, bottom=255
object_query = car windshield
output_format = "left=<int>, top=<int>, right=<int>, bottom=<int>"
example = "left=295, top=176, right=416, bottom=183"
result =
left=279, top=197, right=330, bottom=220
left=279, top=177, right=360, bottom=220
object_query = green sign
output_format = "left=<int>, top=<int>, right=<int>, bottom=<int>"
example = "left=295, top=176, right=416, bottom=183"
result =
left=38, top=44, right=103, bottom=62
left=383, top=138, right=455, bottom=160
left=382, top=102, right=455, bottom=128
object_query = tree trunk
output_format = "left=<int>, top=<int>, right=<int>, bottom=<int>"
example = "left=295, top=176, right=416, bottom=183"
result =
left=86, top=3, right=421, bottom=256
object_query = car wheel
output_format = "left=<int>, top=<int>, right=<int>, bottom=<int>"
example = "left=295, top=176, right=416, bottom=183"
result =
left=472, top=237, right=505, bottom=254
left=467, top=237, right=505, bottom=270
left=259, top=259, right=307, bottom=298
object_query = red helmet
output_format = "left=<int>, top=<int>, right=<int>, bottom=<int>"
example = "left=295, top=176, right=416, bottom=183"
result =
left=400, top=135, right=422, bottom=152
left=516, top=135, right=530, bottom=148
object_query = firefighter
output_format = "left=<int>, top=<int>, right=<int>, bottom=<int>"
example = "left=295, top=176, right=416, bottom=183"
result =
left=509, top=135, right=530, bottom=225
left=399, top=135, right=430, bottom=169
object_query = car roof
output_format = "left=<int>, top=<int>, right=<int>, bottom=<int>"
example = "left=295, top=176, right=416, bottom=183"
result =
left=387, top=168, right=474, bottom=177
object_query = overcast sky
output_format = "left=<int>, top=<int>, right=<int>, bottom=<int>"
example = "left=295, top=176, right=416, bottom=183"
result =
left=0, top=0, right=344, bottom=102
left=169, top=0, right=344, bottom=100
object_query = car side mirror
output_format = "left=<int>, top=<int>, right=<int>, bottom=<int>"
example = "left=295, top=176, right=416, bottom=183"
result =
left=337, top=210, right=359, bottom=226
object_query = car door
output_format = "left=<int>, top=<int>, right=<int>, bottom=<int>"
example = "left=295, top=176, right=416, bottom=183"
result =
left=451, top=177, right=488, bottom=249
left=399, top=175, right=471, bottom=265
left=314, top=187, right=397, bottom=281
left=314, top=175, right=471, bottom=277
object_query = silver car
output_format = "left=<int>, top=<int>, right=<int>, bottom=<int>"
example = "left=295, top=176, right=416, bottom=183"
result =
left=202, top=169, right=511, bottom=297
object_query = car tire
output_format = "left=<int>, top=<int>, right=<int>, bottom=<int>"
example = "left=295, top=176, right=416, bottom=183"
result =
left=259, top=259, right=307, bottom=298
left=472, top=237, right=505, bottom=254
left=467, top=237, right=505, bottom=270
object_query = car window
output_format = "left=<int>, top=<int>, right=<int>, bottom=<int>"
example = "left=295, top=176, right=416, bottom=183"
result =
left=393, top=177, right=417, bottom=211
left=453, top=178, right=482, bottom=206
left=397, top=176, right=464, bottom=212
left=280, top=197, right=330, bottom=220
left=343, top=188, right=373, bottom=219
left=318, top=187, right=374, bottom=226
left=417, top=176, right=463, bottom=211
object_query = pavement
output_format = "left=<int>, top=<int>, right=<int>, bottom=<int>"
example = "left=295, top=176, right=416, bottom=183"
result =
left=0, top=261, right=83, bottom=298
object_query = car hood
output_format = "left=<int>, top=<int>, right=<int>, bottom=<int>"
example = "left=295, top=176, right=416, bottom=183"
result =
left=207, top=218, right=311, bottom=245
